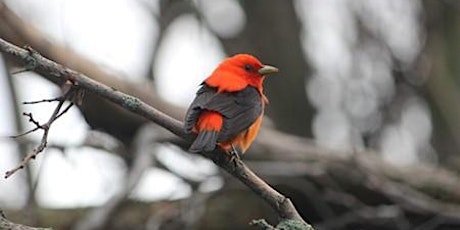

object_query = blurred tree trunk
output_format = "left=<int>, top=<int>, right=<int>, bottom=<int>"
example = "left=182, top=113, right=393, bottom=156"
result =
left=214, top=0, right=313, bottom=137
left=423, top=0, right=460, bottom=170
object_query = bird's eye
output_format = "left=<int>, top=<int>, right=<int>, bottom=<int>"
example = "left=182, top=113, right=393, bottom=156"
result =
left=244, top=64, right=253, bottom=71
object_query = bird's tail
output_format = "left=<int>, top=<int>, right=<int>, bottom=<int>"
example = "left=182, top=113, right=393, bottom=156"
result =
left=189, top=131, right=218, bottom=153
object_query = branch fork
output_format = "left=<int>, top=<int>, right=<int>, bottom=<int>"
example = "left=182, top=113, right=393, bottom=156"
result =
left=4, top=87, right=76, bottom=179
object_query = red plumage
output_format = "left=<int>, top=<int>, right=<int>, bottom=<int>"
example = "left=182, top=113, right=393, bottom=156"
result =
left=184, top=54, right=278, bottom=155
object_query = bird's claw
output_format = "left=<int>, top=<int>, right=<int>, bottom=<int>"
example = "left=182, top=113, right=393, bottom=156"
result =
left=229, top=144, right=241, bottom=167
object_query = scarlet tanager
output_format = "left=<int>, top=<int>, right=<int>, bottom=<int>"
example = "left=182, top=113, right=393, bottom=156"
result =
left=184, top=54, right=278, bottom=158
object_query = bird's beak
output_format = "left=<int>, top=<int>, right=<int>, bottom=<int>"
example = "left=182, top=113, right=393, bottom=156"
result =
left=258, top=65, right=279, bottom=75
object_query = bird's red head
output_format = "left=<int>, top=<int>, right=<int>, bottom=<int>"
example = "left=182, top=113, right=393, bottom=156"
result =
left=205, top=54, right=278, bottom=93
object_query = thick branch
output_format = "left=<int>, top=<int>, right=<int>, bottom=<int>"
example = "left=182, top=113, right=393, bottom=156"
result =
left=0, top=38, right=311, bottom=226
left=251, top=128, right=460, bottom=204
left=0, top=210, right=52, bottom=230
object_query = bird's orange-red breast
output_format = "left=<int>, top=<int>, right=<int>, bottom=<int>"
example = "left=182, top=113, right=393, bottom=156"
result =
left=184, top=54, right=278, bottom=155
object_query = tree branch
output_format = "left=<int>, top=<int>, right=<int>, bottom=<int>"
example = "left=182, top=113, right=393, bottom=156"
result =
left=0, top=38, right=312, bottom=227
left=0, top=210, right=52, bottom=230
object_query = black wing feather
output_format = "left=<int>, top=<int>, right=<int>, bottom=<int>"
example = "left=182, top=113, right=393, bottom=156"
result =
left=184, top=85, right=216, bottom=133
left=189, top=131, right=219, bottom=152
left=184, top=85, right=263, bottom=143
left=206, top=87, right=262, bottom=142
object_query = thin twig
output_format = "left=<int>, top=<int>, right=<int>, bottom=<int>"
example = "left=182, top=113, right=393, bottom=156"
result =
left=9, top=113, right=42, bottom=138
left=5, top=89, right=74, bottom=179
left=54, top=102, right=74, bottom=120
left=10, top=68, right=30, bottom=75
left=22, top=112, right=40, bottom=127
left=22, top=96, right=63, bottom=104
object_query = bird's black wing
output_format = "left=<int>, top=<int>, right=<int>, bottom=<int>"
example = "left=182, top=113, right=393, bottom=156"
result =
left=184, top=84, right=217, bottom=133
left=184, top=85, right=263, bottom=150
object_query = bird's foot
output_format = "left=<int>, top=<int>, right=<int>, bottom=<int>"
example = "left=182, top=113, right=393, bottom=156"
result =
left=228, top=144, right=241, bottom=167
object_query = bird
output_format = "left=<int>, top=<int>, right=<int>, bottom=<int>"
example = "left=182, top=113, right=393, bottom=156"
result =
left=184, top=54, right=278, bottom=159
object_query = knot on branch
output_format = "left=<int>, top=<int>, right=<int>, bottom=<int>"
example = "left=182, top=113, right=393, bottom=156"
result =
left=250, top=219, right=276, bottom=230
left=122, top=96, right=141, bottom=111
left=20, top=46, right=39, bottom=70
left=250, top=219, right=314, bottom=230
left=0, top=210, right=53, bottom=230
left=276, top=219, right=314, bottom=230
left=277, top=196, right=291, bottom=217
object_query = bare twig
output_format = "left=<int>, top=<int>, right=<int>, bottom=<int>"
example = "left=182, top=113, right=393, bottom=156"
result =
left=54, top=102, right=74, bottom=120
left=22, top=96, right=63, bottom=104
left=10, top=68, right=30, bottom=75
left=9, top=113, right=41, bottom=138
left=4, top=88, right=75, bottom=179
left=0, top=38, right=311, bottom=227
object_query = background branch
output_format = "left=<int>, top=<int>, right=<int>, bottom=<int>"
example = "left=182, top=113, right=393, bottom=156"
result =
left=73, top=125, right=163, bottom=230
left=1, top=52, right=39, bottom=227
left=0, top=210, right=52, bottom=230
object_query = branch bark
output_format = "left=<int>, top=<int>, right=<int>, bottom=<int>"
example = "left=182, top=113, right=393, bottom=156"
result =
left=0, top=210, right=52, bottom=230
left=0, top=38, right=312, bottom=228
